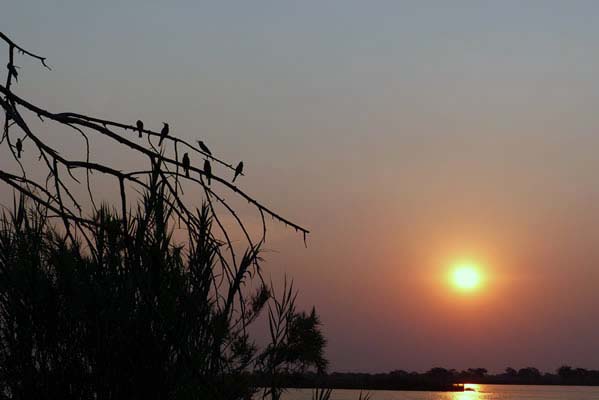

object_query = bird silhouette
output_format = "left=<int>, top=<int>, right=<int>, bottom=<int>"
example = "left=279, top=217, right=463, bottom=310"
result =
left=233, top=161, right=243, bottom=182
left=15, top=138, right=22, bottom=158
left=197, top=140, right=212, bottom=155
left=203, top=159, right=212, bottom=185
left=136, top=120, right=144, bottom=138
left=7, top=64, right=18, bottom=82
left=159, top=123, right=169, bottom=145
left=182, top=152, right=190, bottom=177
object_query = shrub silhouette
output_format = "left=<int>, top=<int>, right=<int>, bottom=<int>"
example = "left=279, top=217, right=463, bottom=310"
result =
left=0, top=32, right=325, bottom=399
left=0, top=188, right=326, bottom=399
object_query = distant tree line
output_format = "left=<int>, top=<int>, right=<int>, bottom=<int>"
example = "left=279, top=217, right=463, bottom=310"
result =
left=272, top=366, right=599, bottom=391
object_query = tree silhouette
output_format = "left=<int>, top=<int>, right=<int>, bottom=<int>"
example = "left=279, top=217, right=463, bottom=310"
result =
left=517, top=367, right=541, bottom=379
left=0, top=32, right=323, bottom=399
left=558, top=365, right=574, bottom=379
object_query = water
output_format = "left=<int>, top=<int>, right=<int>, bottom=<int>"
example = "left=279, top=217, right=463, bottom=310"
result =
left=280, top=384, right=599, bottom=400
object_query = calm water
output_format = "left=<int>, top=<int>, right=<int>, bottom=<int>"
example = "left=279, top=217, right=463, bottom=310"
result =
left=280, top=385, right=599, bottom=400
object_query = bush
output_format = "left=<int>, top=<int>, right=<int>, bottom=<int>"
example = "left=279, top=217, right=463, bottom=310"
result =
left=0, top=189, right=326, bottom=400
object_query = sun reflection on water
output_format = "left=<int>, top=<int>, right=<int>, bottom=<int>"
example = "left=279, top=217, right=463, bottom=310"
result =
left=452, top=384, right=480, bottom=400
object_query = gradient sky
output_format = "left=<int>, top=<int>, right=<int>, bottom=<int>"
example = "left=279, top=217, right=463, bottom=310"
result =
left=4, top=1, right=599, bottom=373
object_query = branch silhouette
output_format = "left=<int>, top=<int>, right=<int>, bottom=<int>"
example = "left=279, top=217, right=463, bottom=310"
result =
left=0, top=33, right=327, bottom=399
left=0, top=31, right=309, bottom=244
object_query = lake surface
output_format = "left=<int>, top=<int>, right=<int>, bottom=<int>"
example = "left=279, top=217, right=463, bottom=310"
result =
left=280, top=384, right=599, bottom=400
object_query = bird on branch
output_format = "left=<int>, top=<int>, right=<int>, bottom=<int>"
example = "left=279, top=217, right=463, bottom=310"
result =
left=6, top=63, right=19, bottom=81
left=15, top=138, right=22, bottom=158
left=203, top=159, right=212, bottom=185
left=233, top=161, right=243, bottom=182
left=136, top=120, right=143, bottom=138
left=182, top=152, right=190, bottom=177
left=159, top=122, right=169, bottom=145
left=197, top=140, right=212, bottom=155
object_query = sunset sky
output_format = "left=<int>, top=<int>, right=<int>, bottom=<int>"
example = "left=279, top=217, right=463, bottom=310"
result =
left=3, top=1, right=599, bottom=373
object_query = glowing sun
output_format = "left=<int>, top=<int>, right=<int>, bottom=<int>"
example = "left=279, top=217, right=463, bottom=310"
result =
left=451, top=263, right=481, bottom=291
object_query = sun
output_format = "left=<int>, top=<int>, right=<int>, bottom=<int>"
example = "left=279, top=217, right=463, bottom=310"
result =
left=451, top=263, right=481, bottom=291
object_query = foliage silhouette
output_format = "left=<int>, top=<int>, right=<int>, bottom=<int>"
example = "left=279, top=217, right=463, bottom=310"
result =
left=295, top=366, right=599, bottom=391
left=0, top=191, right=326, bottom=399
left=0, top=32, right=325, bottom=400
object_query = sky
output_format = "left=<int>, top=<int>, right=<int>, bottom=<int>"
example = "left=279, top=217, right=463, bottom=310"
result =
left=3, top=1, right=599, bottom=373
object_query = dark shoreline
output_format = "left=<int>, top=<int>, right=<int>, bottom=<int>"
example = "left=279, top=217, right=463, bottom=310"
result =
left=282, top=384, right=464, bottom=392
left=283, top=382, right=599, bottom=391
left=255, top=367, right=599, bottom=392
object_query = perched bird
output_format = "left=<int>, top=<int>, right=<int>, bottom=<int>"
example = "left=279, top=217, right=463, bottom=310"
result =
left=233, top=161, right=243, bottom=182
left=182, top=152, right=190, bottom=177
left=197, top=140, right=212, bottom=155
left=203, top=159, right=212, bottom=185
left=136, top=120, right=144, bottom=138
left=7, top=63, right=18, bottom=82
left=15, top=138, right=22, bottom=158
left=159, top=122, right=169, bottom=145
